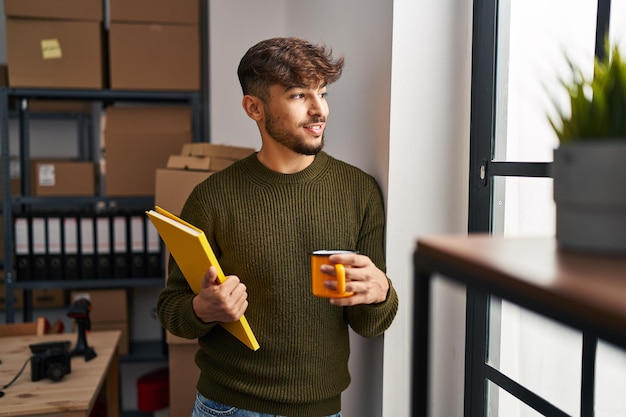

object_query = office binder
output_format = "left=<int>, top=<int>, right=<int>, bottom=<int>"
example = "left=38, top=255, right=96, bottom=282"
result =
left=14, top=216, right=32, bottom=281
left=130, top=215, right=146, bottom=277
left=63, top=216, right=80, bottom=280
left=79, top=217, right=96, bottom=279
left=46, top=216, right=63, bottom=281
left=95, top=216, right=113, bottom=279
left=32, top=217, right=47, bottom=281
left=146, top=206, right=260, bottom=351
left=112, top=215, right=130, bottom=278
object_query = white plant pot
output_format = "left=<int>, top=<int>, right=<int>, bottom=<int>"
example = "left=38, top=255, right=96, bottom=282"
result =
left=553, top=140, right=626, bottom=254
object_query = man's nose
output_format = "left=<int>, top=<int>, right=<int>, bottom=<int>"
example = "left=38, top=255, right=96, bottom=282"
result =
left=308, top=96, right=326, bottom=116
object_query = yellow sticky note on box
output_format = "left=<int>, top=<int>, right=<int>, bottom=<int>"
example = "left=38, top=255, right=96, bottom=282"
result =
left=41, top=39, right=62, bottom=59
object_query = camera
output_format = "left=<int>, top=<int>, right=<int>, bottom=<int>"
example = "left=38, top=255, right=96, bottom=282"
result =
left=29, top=343, right=72, bottom=382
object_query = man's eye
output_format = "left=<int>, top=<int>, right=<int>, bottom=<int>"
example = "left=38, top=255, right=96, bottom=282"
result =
left=292, top=93, right=305, bottom=99
left=320, top=92, right=328, bottom=98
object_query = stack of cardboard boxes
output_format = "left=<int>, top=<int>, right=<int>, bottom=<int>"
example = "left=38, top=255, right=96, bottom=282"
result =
left=155, top=142, right=255, bottom=417
left=3, top=0, right=199, bottom=91
left=108, top=0, right=200, bottom=91
left=102, top=106, right=193, bottom=196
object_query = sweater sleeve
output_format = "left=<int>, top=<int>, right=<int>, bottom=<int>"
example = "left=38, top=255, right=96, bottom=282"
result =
left=346, top=279, right=399, bottom=337
left=156, top=190, right=219, bottom=340
left=345, top=177, right=399, bottom=337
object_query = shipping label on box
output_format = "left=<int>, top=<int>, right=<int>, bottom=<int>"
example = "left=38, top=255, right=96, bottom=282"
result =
left=31, top=161, right=95, bottom=196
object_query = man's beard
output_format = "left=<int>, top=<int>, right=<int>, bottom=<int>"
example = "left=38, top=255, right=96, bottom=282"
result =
left=265, top=112, right=325, bottom=156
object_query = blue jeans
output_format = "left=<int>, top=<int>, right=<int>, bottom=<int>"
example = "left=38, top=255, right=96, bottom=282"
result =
left=192, top=392, right=342, bottom=417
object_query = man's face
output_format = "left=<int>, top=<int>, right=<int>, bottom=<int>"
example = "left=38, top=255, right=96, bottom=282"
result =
left=262, top=83, right=329, bottom=156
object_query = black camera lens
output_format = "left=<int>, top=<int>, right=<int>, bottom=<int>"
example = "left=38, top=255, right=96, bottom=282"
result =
left=46, top=362, right=67, bottom=382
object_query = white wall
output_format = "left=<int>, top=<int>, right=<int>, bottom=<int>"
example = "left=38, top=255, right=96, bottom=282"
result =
left=209, top=2, right=392, bottom=416
left=209, top=1, right=473, bottom=416
left=386, top=1, right=472, bottom=416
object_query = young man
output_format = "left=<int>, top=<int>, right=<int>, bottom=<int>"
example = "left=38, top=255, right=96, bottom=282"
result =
left=157, top=37, right=398, bottom=417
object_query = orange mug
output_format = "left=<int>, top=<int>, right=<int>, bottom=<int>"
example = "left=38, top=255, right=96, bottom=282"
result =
left=310, top=250, right=357, bottom=298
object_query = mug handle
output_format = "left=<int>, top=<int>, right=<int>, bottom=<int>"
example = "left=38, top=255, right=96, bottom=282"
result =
left=335, top=264, right=346, bottom=294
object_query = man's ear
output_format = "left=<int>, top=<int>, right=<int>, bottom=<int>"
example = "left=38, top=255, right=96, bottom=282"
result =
left=242, top=95, right=264, bottom=121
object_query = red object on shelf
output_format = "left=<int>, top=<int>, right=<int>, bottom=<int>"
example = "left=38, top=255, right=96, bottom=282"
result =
left=137, top=367, right=170, bottom=412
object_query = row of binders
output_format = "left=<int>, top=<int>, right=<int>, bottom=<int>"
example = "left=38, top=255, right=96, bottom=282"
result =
left=13, top=211, right=164, bottom=281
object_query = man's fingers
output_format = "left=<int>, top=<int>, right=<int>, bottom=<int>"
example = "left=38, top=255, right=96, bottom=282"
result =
left=201, top=266, right=219, bottom=289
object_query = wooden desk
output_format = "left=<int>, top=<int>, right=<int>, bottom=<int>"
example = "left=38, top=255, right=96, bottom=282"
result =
left=412, top=235, right=626, bottom=417
left=0, top=330, right=121, bottom=417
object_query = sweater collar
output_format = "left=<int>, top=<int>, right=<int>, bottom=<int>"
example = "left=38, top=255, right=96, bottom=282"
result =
left=242, top=151, right=332, bottom=184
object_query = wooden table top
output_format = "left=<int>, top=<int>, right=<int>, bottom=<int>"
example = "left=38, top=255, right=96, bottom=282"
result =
left=0, top=330, right=121, bottom=417
left=415, top=234, right=626, bottom=347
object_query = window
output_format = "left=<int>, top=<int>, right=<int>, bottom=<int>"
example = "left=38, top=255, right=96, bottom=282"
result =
left=469, top=0, right=626, bottom=415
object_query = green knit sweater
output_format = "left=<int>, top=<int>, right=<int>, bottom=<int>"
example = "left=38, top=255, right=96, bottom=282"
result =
left=156, top=151, right=399, bottom=417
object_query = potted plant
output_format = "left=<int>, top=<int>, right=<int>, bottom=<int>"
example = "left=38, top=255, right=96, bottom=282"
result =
left=549, top=41, right=626, bottom=253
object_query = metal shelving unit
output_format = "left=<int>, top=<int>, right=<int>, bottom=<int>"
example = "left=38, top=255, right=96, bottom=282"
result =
left=1, top=87, right=202, bottom=325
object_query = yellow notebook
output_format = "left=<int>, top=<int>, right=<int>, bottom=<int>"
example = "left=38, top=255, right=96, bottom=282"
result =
left=146, top=206, right=260, bottom=351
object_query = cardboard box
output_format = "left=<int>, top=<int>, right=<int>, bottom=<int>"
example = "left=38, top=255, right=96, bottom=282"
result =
left=168, top=343, right=200, bottom=417
left=32, top=288, right=66, bottom=309
left=103, top=107, right=192, bottom=196
left=5, top=19, right=104, bottom=89
left=31, top=160, right=95, bottom=196
left=155, top=167, right=211, bottom=345
left=108, top=23, right=199, bottom=91
left=27, top=101, right=93, bottom=114
left=91, top=320, right=130, bottom=355
left=109, top=0, right=199, bottom=25
left=4, top=0, right=103, bottom=21
left=0, top=270, right=59, bottom=313
left=0, top=279, right=64, bottom=311
left=70, top=289, right=128, bottom=322
left=154, top=169, right=211, bottom=218
left=155, top=144, right=253, bottom=344
left=0, top=65, right=8, bottom=86
left=0, top=65, right=19, bottom=110
left=69, top=289, right=130, bottom=354
left=103, top=106, right=192, bottom=135
left=166, top=155, right=233, bottom=172
left=0, top=159, right=22, bottom=202
left=181, top=143, right=256, bottom=160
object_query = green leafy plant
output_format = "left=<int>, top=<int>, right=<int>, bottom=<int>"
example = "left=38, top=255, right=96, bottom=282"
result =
left=549, top=42, right=626, bottom=143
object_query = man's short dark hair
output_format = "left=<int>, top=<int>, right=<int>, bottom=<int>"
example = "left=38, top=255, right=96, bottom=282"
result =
left=238, top=37, right=345, bottom=101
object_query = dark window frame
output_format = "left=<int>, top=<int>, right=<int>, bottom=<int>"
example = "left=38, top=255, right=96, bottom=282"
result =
left=466, top=0, right=612, bottom=415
